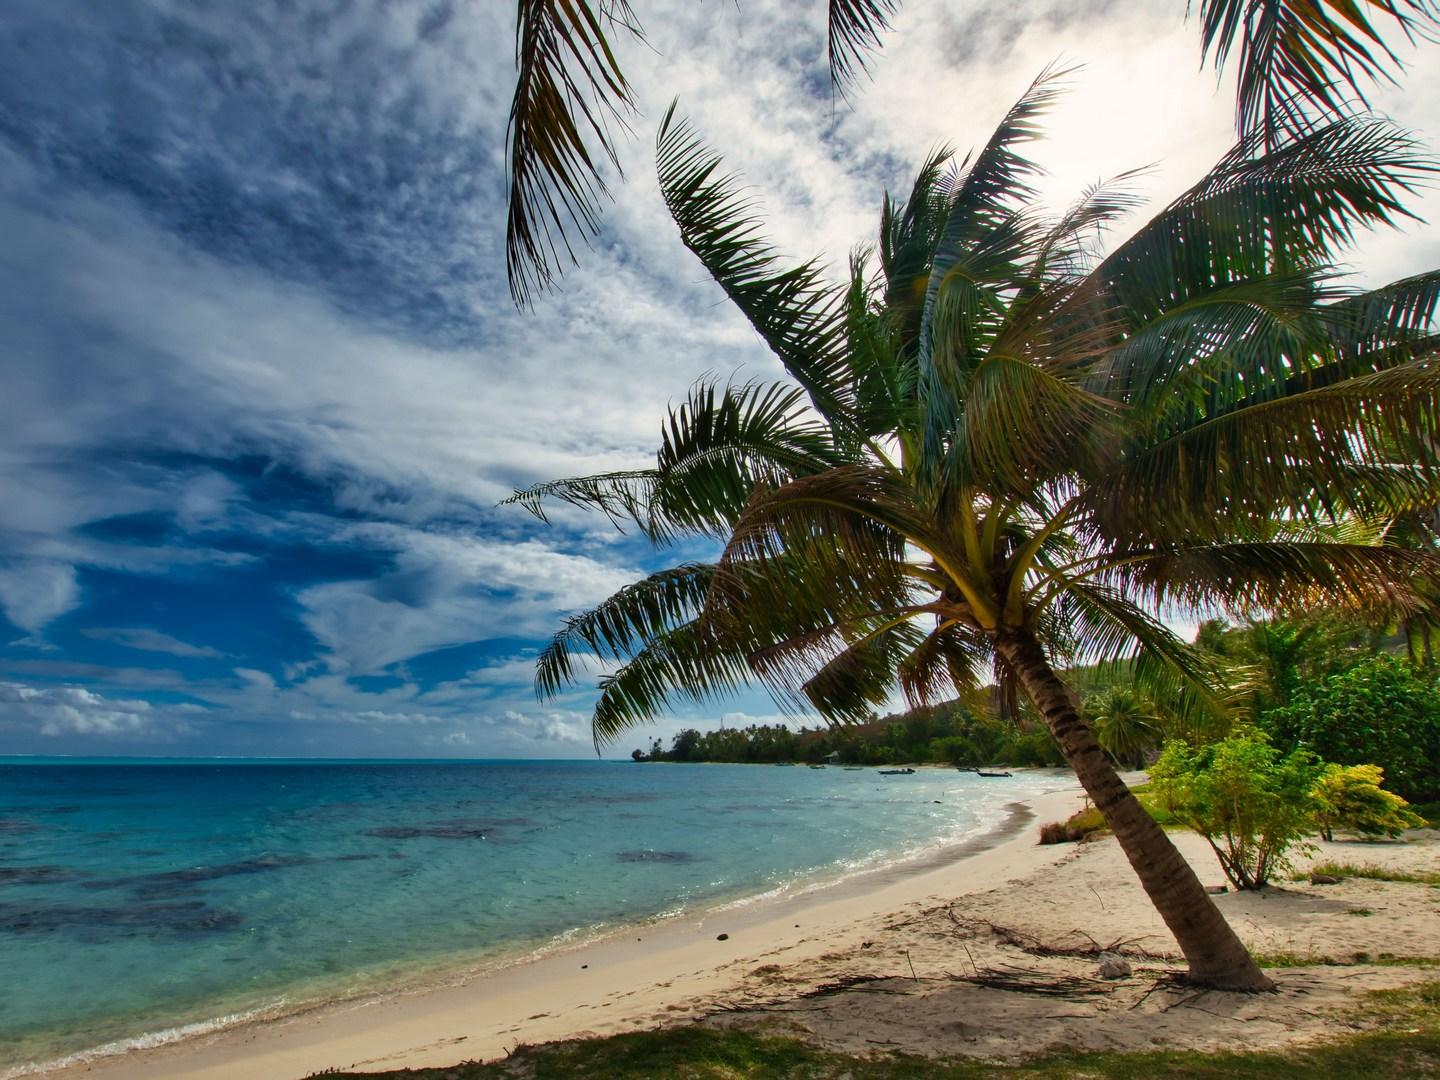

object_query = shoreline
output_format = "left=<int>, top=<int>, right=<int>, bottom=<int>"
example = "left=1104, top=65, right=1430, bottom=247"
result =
left=30, top=775, right=1089, bottom=1079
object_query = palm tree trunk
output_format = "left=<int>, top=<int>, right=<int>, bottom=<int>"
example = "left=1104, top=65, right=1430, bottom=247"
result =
left=996, top=630, right=1274, bottom=991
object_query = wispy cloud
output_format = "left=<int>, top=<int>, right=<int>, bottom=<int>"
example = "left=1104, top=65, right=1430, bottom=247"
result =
left=81, top=627, right=224, bottom=659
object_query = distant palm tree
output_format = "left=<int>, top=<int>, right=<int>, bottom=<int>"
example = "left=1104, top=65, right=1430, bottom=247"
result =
left=1087, top=687, right=1163, bottom=769
left=503, top=1, right=1437, bottom=304
left=509, top=70, right=1440, bottom=988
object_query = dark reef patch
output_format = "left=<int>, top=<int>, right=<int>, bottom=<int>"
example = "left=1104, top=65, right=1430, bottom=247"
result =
left=85, top=853, right=379, bottom=897
left=365, top=825, right=489, bottom=840
left=0, top=900, right=243, bottom=934
left=615, top=850, right=695, bottom=863
left=0, top=865, right=79, bottom=884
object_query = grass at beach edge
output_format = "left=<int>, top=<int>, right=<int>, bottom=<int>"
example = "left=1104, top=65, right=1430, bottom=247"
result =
left=316, top=979, right=1440, bottom=1079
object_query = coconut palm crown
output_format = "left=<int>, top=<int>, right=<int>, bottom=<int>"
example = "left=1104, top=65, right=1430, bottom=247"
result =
left=508, top=71, right=1440, bottom=988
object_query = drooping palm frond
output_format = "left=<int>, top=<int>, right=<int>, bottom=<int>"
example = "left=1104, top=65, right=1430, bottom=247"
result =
left=655, top=105, right=856, bottom=425
left=895, top=619, right=992, bottom=709
left=1092, top=356, right=1440, bottom=540
left=712, top=467, right=938, bottom=610
left=591, top=620, right=756, bottom=747
left=1050, top=581, right=1235, bottom=732
left=1106, top=541, right=1440, bottom=617
left=828, top=0, right=900, bottom=96
left=795, top=617, right=926, bottom=721
left=507, top=1, right=642, bottom=308
left=1194, top=0, right=1440, bottom=149
left=535, top=561, right=716, bottom=699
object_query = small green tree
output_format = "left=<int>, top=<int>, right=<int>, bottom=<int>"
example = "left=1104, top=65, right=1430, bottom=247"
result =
left=1265, top=654, right=1440, bottom=802
left=1311, top=763, right=1426, bottom=841
left=1150, top=729, right=1322, bottom=890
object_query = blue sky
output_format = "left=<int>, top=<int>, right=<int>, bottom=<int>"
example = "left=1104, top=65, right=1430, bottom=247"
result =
left=2, top=1, right=1436, bottom=757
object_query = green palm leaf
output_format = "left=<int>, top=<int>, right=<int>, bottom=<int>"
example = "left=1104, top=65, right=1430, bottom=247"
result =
left=655, top=104, right=855, bottom=425
left=506, top=1, right=642, bottom=309
left=503, top=380, right=840, bottom=540
left=828, top=1, right=899, bottom=96
left=1194, top=0, right=1440, bottom=149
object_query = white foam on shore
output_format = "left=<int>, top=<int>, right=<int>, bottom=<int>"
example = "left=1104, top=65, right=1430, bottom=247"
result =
left=2, top=1000, right=289, bottom=1080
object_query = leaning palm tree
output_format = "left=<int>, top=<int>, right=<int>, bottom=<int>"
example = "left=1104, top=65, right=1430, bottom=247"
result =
left=504, top=0, right=1437, bottom=304
left=509, top=68, right=1440, bottom=988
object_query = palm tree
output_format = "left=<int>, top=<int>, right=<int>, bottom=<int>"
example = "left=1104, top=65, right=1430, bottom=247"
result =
left=509, top=70, right=1440, bottom=989
left=503, top=1, right=1436, bottom=304
left=1087, top=687, right=1163, bottom=769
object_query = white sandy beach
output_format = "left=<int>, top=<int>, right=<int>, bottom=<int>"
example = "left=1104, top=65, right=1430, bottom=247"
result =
left=37, top=775, right=1440, bottom=1078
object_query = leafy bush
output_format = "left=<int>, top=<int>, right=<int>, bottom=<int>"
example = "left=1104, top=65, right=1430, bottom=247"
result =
left=1265, top=655, right=1440, bottom=802
left=1149, top=729, right=1322, bottom=890
left=1311, top=763, right=1425, bottom=841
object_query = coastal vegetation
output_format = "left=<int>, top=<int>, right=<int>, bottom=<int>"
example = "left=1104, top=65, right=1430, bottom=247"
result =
left=515, top=81, right=1440, bottom=987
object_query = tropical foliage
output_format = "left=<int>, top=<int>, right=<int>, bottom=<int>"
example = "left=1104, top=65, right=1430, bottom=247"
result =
left=502, top=0, right=1440, bottom=303
left=1311, top=762, right=1426, bottom=840
left=1150, top=730, right=1322, bottom=890
left=1265, top=654, right=1440, bottom=801
left=512, top=59, right=1440, bottom=986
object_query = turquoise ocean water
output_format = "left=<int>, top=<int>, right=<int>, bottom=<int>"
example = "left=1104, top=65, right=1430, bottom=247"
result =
left=0, top=758, right=1061, bottom=1073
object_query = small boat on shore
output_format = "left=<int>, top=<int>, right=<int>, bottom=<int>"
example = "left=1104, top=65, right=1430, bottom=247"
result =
left=842, top=766, right=865, bottom=771
left=808, top=764, right=826, bottom=769
left=975, top=769, right=1013, bottom=778
left=878, top=767, right=916, bottom=775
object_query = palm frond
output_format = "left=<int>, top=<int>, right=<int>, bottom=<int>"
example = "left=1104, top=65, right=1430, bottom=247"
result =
left=828, top=0, right=899, bottom=97
left=655, top=105, right=854, bottom=424
left=535, top=562, right=716, bottom=700
left=917, top=66, right=1072, bottom=464
left=590, top=620, right=754, bottom=747
left=1194, top=0, right=1440, bottom=148
left=896, top=621, right=991, bottom=709
left=1050, top=582, right=1235, bottom=732
left=1107, top=541, right=1440, bottom=616
left=1091, top=356, right=1440, bottom=540
left=503, top=381, right=842, bottom=540
left=507, top=1, right=642, bottom=308
left=1097, top=118, right=1435, bottom=328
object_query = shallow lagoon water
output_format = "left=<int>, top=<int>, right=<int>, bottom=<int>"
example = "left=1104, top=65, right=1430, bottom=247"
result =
left=0, top=758, right=1060, bottom=1072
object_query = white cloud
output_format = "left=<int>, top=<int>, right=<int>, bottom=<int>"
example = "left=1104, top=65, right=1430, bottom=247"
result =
left=501, top=708, right=591, bottom=745
left=0, top=561, right=79, bottom=635
left=296, top=527, right=640, bottom=674
left=0, top=680, right=159, bottom=737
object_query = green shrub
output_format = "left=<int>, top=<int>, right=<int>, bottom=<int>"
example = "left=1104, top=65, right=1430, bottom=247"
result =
left=1312, top=763, right=1426, bottom=841
left=1265, top=654, right=1440, bottom=802
left=1149, top=728, right=1322, bottom=890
